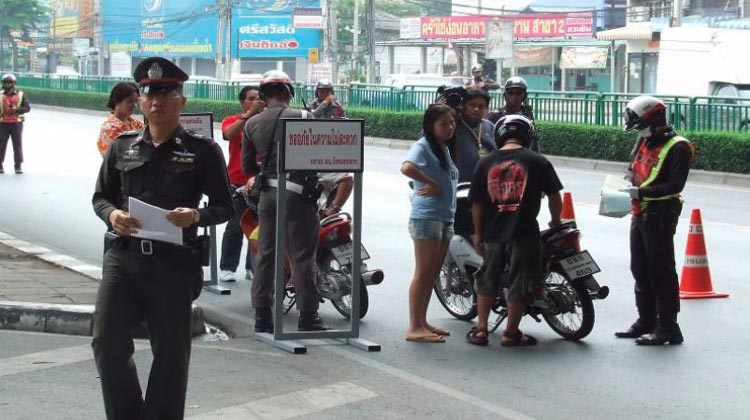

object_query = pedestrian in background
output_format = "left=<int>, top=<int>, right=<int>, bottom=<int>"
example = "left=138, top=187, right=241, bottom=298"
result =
left=242, top=71, right=327, bottom=333
left=97, top=82, right=144, bottom=156
left=488, top=77, right=538, bottom=152
left=219, top=85, right=265, bottom=282
left=401, top=104, right=458, bottom=343
left=616, top=96, right=694, bottom=345
left=466, top=115, right=562, bottom=347
left=0, top=73, right=30, bottom=174
left=465, top=64, right=500, bottom=92
left=91, top=57, right=233, bottom=420
left=310, top=79, right=346, bottom=119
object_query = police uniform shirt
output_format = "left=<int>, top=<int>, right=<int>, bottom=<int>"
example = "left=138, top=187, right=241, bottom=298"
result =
left=93, top=126, right=233, bottom=241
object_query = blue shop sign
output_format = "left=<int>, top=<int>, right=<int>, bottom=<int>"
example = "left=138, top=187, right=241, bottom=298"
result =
left=233, top=16, right=321, bottom=58
left=103, top=0, right=218, bottom=58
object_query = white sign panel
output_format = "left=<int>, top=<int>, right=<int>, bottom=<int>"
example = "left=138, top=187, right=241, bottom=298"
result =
left=559, top=46, right=609, bottom=69
left=282, top=119, right=364, bottom=172
left=399, top=18, right=422, bottom=39
left=486, top=19, right=514, bottom=59
left=179, top=113, right=214, bottom=140
left=110, top=51, right=132, bottom=77
left=308, top=63, right=333, bottom=84
left=293, top=8, right=324, bottom=29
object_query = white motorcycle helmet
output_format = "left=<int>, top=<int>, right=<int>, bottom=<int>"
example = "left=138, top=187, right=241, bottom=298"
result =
left=623, top=96, right=667, bottom=132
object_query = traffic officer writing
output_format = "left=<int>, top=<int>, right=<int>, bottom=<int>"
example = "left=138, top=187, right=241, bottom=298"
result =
left=91, top=57, right=233, bottom=420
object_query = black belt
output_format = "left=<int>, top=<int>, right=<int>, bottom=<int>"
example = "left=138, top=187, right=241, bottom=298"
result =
left=119, top=237, right=192, bottom=256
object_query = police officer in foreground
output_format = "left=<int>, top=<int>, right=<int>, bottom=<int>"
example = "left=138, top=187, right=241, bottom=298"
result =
left=616, top=95, right=694, bottom=345
left=242, top=70, right=328, bottom=332
left=91, top=57, right=233, bottom=419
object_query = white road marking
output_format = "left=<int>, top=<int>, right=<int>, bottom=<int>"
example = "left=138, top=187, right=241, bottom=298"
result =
left=328, top=346, right=539, bottom=420
left=0, top=343, right=148, bottom=377
left=187, top=381, right=377, bottom=420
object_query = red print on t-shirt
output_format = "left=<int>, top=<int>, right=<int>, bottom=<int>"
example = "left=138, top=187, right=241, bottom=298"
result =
left=487, top=161, right=528, bottom=213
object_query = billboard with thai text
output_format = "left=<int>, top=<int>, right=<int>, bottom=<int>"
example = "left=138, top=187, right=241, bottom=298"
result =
left=103, top=0, right=217, bottom=58
left=233, top=0, right=322, bottom=58
left=414, top=12, right=594, bottom=40
left=49, top=0, right=94, bottom=39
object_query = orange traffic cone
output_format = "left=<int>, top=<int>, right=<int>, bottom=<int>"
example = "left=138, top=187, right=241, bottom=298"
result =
left=679, top=208, right=728, bottom=299
left=560, top=191, right=576, bottom=222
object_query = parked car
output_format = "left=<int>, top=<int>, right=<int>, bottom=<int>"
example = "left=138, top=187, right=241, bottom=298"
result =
left=382, top=73, right=451, bottom=109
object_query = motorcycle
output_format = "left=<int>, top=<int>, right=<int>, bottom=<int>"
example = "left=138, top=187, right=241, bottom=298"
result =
left=433, top=183, right=609, bottom=340
left=240, top=186, right=383, bottom=320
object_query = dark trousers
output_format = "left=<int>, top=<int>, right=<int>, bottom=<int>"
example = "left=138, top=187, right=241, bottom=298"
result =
left=252, top=188, right=320, bottom=312
left=629, top=200, right=682, bottom=327
left=0, top=122, right=23, bottom=166
left=92, top=241, right=201, bottom=420
left=219, top=187, right=253, bottom=272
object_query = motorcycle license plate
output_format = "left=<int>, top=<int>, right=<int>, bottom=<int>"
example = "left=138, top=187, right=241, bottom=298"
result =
left=331, top=243, right=371, bottom=265
left=559, top=251, right=601, bottom=280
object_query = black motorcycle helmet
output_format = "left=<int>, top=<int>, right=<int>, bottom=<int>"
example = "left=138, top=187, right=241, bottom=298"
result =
left=494, top=114, right=536, bottom=148
left=503, top=76, right=528, bottom=102
left=315, top=79, right=334, bottom=95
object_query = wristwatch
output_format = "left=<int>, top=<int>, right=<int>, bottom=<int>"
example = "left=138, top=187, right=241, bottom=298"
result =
left=192, top=209, right=201, bottom=225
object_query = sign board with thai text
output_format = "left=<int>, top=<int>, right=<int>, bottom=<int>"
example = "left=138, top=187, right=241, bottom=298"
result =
left=559, top=46, right=608, bottom=69
left=281, top=119, right=364, bottom=172
left=179, top=113, right=215, bottom=140
left=399, top=18, right=422, bottom=39
left=486, top=20, right=514, bottom=59
left=293, top=8, right=324, bottom=29
left=416, top=12, right=594, bottom=40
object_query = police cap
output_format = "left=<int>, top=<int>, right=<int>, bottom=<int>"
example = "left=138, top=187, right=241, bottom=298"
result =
left=133, top=57, right=189, bottom=95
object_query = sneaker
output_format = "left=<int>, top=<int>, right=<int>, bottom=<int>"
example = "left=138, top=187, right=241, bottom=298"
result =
left=219, top=270, right=236, bottom=282
left=245, top=270, right=254, bottom=281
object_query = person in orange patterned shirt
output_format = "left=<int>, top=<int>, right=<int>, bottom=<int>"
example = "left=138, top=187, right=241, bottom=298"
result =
left=97, top=82, right=144, bottom=156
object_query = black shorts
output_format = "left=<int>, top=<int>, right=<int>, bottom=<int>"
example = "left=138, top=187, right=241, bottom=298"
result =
left=475, top=235, right=544, bottom=301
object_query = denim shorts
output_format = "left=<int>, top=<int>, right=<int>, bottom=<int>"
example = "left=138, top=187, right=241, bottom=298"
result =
left=409, top=219, right=454, bottom=242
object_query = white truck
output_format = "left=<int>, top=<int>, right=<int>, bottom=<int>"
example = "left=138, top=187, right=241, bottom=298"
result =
left=656, top=26, right=750, bottom=130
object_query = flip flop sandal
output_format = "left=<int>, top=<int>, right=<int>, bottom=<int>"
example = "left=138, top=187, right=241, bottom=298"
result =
left=405, top=334, right=446, bottom=343
left=466, top=326, right=489, bottom=346
left=429, top=326, right=451, bottom=336
left=500, top=329, right=538, bottom=347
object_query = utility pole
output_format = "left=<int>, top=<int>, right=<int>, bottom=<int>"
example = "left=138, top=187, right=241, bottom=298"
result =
left=330, top=0, right=338, bottom=83
left=215, top=0, right=233, bottom=79
left=225, top=1, right=232, bottom=80
left=366, top=0, right=375, bottom=83
left=671, top=0, right=682, bottom=27
left=94, top=0, right=105, bottom=75
left=353, top=0, right=359, bottom=79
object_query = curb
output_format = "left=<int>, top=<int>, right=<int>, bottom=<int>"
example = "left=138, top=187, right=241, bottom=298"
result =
left=364, top=136, right=750, bottom=189
left=0, top=230, right=206, bottom=337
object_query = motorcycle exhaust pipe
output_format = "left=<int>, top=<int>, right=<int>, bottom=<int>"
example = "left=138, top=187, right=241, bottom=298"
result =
left=583, top=276, right=609, bottom=300
left=362, top=269, right=384, bottom=286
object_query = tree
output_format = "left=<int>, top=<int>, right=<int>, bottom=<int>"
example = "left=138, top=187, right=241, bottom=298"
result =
left=0, top=0, right=47, bottom=71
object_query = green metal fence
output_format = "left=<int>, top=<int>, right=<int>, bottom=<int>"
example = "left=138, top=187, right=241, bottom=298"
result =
left=15, top=73, right=750, bottom=132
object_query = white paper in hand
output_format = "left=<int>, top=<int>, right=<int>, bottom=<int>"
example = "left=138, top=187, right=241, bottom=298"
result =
left=128, top=197, right=184, bottom=245
left=599, top=175, right=633, bottom=218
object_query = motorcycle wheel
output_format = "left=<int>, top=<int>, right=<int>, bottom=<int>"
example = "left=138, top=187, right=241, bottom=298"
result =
left=323, top=256, right=369, bottom=319
left=433, top=262, right=477, bottom=321
left=541, top=268, right=595, bottom=341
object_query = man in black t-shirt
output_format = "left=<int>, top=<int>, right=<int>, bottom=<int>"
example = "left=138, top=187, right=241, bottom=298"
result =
left=466, top=115, right=563, bottom=347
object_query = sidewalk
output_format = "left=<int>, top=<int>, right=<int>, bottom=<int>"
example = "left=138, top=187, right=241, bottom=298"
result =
left=0, top=237, right=205, bottom=337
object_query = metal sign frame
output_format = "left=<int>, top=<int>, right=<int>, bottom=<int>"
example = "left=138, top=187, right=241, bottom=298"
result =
left=256, top=118, right=379, bottom=354
left=179, top=112, right=231, bottom=296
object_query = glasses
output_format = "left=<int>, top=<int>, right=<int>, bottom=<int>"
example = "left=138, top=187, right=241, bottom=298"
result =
left=505, top=90, right=525, bottom=97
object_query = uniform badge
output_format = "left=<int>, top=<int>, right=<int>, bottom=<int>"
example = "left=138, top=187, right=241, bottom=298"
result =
left=124, top=149, right=140, bottom=160
left=148, top=62, right=163, bottom=80
left=172, top=149, right=196, bottom=164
